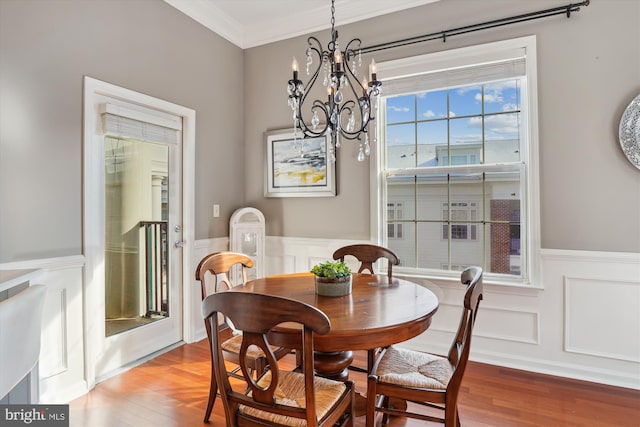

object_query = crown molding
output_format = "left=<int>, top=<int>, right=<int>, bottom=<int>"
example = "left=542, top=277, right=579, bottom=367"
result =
left=164, top=0, right=439, bottom=49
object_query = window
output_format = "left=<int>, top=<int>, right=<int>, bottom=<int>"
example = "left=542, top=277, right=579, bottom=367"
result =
left=374, top=37, right=540, bottom=284
left=442, top=202, right=477, bottom=241
left=387, top=202, right=404, bottom=239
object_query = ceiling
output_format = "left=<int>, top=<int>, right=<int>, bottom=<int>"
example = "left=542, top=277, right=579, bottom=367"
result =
left=163, top=0, right=440, bottom=49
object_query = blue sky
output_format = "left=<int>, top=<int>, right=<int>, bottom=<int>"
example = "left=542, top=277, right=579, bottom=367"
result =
left=385, top=79, right=521, bottom=147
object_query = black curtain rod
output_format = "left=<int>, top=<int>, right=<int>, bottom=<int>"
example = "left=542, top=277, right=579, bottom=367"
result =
left=360, top=0, right=590, bottom=54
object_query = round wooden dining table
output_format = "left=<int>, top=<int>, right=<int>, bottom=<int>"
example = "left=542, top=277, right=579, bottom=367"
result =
left=233, top=272, right=439, bottom=380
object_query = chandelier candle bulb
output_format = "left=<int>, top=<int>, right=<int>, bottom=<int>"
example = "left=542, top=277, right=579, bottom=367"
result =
left=370, top=59, right=377, bottom=81
left=292, top=57, right=299, bottom=80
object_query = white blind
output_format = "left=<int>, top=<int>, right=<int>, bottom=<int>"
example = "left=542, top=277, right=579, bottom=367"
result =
left=380, top=46, right=527, bottom=96
left=100, top=103, right=181, bottom=145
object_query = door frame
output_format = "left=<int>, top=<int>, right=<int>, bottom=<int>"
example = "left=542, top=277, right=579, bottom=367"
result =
left=82, top=76, right=195, bottom=390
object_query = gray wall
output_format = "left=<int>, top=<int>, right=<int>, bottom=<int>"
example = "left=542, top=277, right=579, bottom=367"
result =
left=1, top=0, right=639, bottom=262
left=244, top=0, right=640, bottom=253
left=0, top=0, right=244, bottom=262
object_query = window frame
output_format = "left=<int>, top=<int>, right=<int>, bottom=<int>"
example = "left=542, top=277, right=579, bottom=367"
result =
left=370, top=36, right=541, bottom=286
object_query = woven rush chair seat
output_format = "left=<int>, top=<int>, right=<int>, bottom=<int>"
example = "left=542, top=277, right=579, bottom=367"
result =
left=221, top=334, right=284, bottom=359
left=240, top=370, right=348, bottom=427
left=375, top=346, right=451, bottom=390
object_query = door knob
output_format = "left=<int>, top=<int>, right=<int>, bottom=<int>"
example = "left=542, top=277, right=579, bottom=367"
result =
left=174, top=241, right=185, bottom=248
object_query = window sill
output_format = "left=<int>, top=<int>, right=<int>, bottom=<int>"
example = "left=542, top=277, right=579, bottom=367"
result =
left=392, top=268, right=544, bottom=291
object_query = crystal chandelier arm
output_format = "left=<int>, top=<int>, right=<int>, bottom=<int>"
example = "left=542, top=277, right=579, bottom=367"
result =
left=292, top=36, right=331, bottom=138
left=338, top=46, right=374, bottom=141
left=299, top=100, right=330, bottom=138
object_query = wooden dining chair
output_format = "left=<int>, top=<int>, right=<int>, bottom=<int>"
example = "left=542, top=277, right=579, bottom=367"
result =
left=332, top=244, right=400, bottom=283
left=202, top=291, right=355, bottom=427
left=195, top=251, right=291, bottom=423
left=333, top=243, right=400, bottom=373
left=365, top=266, right=483, bottom=427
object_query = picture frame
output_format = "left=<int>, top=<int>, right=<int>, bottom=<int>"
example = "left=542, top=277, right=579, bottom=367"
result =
left=264, top=129, right=336, bottom=197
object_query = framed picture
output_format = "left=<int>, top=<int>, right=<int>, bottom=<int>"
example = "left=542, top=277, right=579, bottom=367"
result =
left=264, top=129, right=336, bottom=197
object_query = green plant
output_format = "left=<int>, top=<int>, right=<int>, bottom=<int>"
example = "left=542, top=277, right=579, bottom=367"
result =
left=310, top=260, right=351, bottom=279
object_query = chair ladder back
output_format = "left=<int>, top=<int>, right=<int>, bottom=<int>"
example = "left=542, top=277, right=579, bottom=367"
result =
left=333, top=244, right=400, bottom=282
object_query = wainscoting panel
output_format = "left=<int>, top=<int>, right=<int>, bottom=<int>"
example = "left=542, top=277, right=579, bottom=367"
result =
left=40, top=288, right=68, bottom=378
left=0, top=256, right=87, bottom=403
left=475, top=305, right=539, bottom=345
left=565, top=276, right=640, bottom=362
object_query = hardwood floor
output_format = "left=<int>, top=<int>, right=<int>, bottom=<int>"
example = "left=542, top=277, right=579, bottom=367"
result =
left=69, top=339, right=640, bottom=426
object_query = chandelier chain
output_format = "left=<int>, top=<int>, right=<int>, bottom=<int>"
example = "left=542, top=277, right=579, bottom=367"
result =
left=330, top=0, right=335, bottom=35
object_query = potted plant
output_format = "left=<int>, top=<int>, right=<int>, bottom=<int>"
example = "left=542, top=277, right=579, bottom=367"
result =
left=311, top=260, right=352, bottom=297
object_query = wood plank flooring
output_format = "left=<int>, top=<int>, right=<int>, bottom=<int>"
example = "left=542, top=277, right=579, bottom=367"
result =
left=69, top=339, right=640, bottom=426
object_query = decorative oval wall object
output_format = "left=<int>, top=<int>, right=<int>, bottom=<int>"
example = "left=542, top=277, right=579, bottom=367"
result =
left=619, top=94, right=640, bottom=170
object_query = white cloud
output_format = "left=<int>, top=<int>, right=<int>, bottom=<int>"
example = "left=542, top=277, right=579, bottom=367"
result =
left=486, top=81, right=517, bottom=91
left=388, top=105, right=410, bottom=113
left=468, top=117, right=482, bottom=127
left=483, top=93, right=503, bottom=103
left=484, top=114, right=519, bottom=137
left=422, top=110, right=436, bottom=118
left=465, top=115, right=519, bottom=139
left=455, top=85, right=481, bottom=95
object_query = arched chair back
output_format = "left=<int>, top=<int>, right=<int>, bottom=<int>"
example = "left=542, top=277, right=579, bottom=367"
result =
left=333, top=244, right=399, bottom=283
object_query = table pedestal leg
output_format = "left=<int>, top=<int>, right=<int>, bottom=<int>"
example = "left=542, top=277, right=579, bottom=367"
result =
left=314, top=350, right=353, bottom=381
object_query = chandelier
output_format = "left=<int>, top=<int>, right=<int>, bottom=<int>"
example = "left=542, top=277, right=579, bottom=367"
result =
left=287, top=0, right=382, bottom=162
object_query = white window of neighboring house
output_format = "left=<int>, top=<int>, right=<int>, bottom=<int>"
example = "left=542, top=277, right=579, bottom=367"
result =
left=373, top=36, right=540, bottom=285
left=442, top=202, right=478, bottom=241
left=387, top=202, right=404, bottom=239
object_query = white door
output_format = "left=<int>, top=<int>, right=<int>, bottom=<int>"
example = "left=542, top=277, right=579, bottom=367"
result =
left=83, top=77, right=195, bottom=382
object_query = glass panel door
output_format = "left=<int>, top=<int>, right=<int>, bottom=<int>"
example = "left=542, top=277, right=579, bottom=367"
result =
left=104, top=136, right=169, bottom=336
